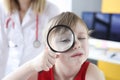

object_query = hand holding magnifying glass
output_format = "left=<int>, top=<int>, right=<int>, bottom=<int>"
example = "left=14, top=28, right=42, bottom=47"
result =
left=31, top=47, right=59, bottom=72
left=31, top=25, right=75, bottom=72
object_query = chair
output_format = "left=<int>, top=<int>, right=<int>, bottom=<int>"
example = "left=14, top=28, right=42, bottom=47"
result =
left=98, top=60, right=120, bottom=80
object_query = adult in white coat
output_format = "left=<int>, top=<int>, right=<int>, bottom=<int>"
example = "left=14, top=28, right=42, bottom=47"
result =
left=0, top=0, right=59, bottom=79
left=0, top=3, right=9, bottom=79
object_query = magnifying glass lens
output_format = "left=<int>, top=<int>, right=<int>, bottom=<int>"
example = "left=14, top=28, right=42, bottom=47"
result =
left=47, top=25, right=75, bottom=53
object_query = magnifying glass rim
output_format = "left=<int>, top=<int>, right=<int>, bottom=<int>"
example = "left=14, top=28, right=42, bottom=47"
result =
left=47, top=24, right=75, bottom=53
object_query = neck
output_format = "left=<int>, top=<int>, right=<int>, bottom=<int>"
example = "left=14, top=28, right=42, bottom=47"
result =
left=54, top=61, right=82, bottom=80
left=18, top=0, right=31, bottom=12
left=18, top=0, right=31, bottom=23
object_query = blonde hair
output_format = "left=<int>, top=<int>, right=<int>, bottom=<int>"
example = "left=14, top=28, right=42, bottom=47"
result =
left=3, top=0, right=46, bottom=14
left=43, top=12, right=89, bottom=43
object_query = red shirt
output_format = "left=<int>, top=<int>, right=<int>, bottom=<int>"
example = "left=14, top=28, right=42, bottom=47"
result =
left=38, top=61, right=90, bottom=80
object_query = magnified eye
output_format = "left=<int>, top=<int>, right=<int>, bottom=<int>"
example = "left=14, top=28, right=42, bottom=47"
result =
left=60, top=39, right=70, bottom=43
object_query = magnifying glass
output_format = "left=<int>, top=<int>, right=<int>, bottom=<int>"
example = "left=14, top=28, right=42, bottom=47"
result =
left=47, top=25, right=75, bottom=53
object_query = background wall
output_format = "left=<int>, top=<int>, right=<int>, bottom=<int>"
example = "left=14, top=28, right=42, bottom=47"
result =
left=48, top=0, right=72, bottom=12
left=72, top=0, right=102, bottom=17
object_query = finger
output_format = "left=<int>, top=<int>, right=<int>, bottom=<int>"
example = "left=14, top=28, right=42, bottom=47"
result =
left=47, top=58, right=55, bottom=67
left=42, top=61, right=52, bottom=71
left=48, top=51, right=58, bottom=58
left=43, top=66, right=49, bottom=71
left=47, top=57, right=55, bottom=65
left=46, top=46, right=61, bottom=58
left=47, top=59, right=54, bottom=68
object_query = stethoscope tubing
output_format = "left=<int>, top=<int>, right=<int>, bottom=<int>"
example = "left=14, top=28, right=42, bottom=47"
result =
left=5, top=14, right=40, bottom=48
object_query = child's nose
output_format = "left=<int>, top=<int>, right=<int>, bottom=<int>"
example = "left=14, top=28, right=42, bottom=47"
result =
left=72, top=39, right=81, bottom=50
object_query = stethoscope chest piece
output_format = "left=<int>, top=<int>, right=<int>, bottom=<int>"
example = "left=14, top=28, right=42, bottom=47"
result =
left=33, top=40, right=40, bottom=48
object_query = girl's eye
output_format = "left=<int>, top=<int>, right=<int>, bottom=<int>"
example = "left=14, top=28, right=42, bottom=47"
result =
left=60, top=39, right=70, bottom=43
left=78, top=38, right=86, bottom=40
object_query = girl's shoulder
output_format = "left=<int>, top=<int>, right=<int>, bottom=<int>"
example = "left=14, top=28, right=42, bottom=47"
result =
left=86, top=63, right=105, bottom=80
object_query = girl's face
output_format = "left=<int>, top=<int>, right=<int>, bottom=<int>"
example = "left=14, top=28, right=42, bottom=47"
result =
left=56, top=23, right=89, bottom=66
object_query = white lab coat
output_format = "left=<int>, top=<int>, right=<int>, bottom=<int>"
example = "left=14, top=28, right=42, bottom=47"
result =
left=0, top=3, right=9, bottom=79
left=0, top=1, right=59, bottom=79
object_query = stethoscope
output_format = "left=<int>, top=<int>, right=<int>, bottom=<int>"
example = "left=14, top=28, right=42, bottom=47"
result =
left=5, top=14, right=41, bottom=48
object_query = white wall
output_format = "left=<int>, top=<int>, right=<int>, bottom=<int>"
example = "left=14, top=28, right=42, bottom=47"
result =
left=48, top=0, right=72, bottom=12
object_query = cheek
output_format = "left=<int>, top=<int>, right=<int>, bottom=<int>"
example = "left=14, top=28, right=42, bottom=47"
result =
left=82, top=40, right=89, bottom=55
left=57, top=54, right=69, bottom=63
